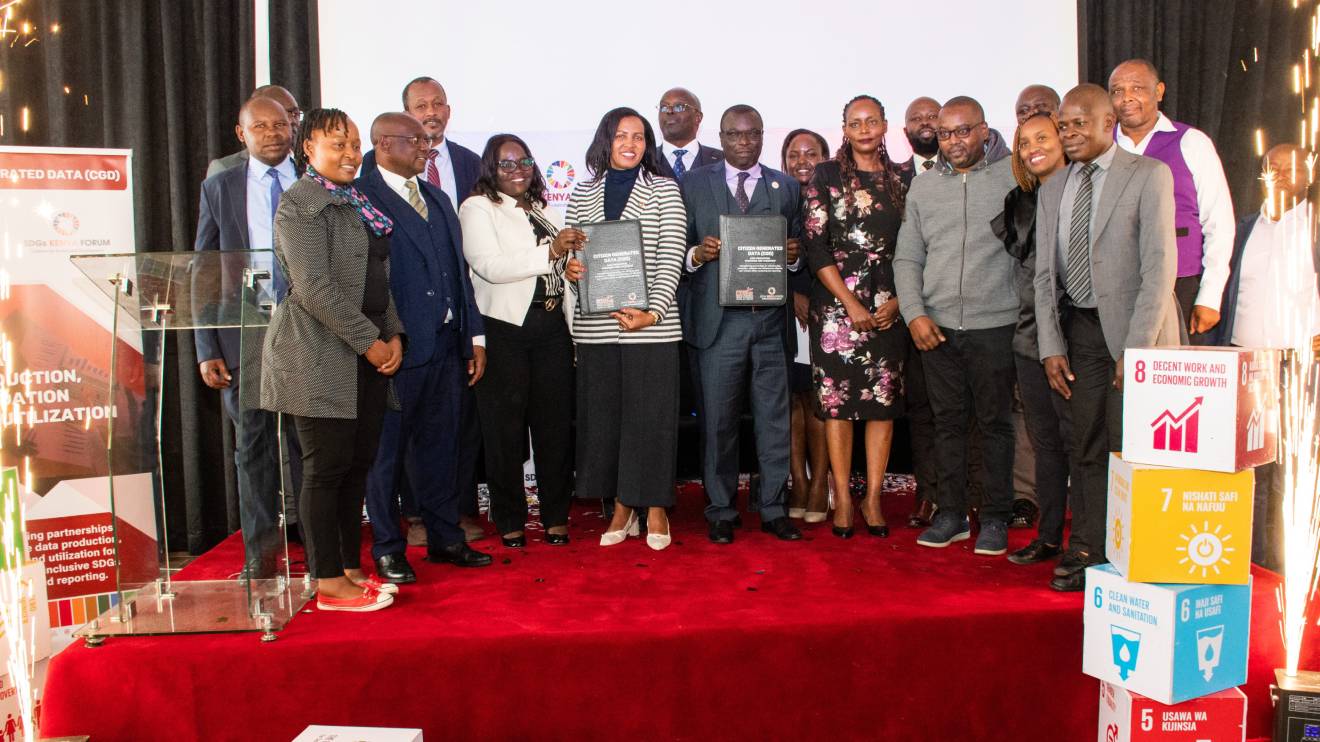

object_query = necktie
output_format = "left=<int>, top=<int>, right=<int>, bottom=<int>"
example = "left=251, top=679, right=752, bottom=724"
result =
left=672, top=149, right=688, bottom=181
left=425, top=149, right=441, bottom=189
left=405, top=180, right=429, bottom=220
left=266, top=168, right=283, bottom=225
left=1065, top=162, right=1100, bottom=303
left=922, top=159, right=934, bottom=171
left=735, top=171, right=751, bottom=214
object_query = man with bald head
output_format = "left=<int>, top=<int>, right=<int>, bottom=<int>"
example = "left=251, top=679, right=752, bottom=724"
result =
left=193, top=94, right=298, bottom=578
left=895, top=95, right=1020, bottom=557
left=1034, top=83, right=1179, bottom=591
left=356, top=112, right=490, bottom=581
left=1015, top=84, right=1060, bottom=125
left=903, top=96, right=942, bottom=176
left=655, top=87, right=724, bottom=183
left=1109, top=58, right=1234, bottom=343
left=1213, top=143, right=1320, bottom=570
left=206, top=84, right=303, bottom=177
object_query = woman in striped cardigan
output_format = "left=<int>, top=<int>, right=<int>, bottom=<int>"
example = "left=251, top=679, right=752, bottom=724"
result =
left=564, top=108, right=686, bottom=551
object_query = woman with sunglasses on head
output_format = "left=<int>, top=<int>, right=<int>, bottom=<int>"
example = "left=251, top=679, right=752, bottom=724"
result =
left=991, top=111, right=1073, bottom=568
left=563, top=107, right=686, bottom=551
left=459, top=134, right=580, bottom=548
left=802, top=96, right=911, bottom=539
left=780, top=129, right=832, bottom=522
left=260, top=108, right=403, bottom=613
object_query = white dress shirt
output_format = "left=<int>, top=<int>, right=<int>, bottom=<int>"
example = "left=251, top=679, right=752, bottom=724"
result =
left=1116, top=112, right=1235, bottom=310
left=661, top=140, right=700, bottom=175
left=377, top=164, right=484, bottom=346
left=910, top=153, right=938, bottom=173
left=245, top=155, right=297, bottom=272
left=1230, top=201, right=1320, bottom=350
left=426, top=138, right=460, bottom=206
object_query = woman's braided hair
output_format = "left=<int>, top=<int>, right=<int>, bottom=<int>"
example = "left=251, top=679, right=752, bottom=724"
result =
left=835, top=94, right=905, bottom=217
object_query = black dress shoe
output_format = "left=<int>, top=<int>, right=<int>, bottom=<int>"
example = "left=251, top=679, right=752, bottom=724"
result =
left=709, top=520, right=735, bottom=544
left=1008, top=539, right=1061, bottom=565
left=501, top=533, right=526, bottom=548
left=907, top=500, right=935, bottom=529
left=545, top=532, right=570, bottom=546
left=732, top=514, right=743, bottom=529
left=375, top=553, right=417, bottom=584
left=832, top=525, right=854, bottom=539
left=1053, top=549, right=1093, bottom=577
left=427, top=542, right=493, bottom=568
left=760, top=517, right=803, bottom=541
left=1049, top=569, right=1086, bottom=592
left=1009, top=499, right=1039, bottom=529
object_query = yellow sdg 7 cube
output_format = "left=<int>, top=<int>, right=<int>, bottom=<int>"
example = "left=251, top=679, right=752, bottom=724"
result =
left=1107, top=454, right=1254, bottom=585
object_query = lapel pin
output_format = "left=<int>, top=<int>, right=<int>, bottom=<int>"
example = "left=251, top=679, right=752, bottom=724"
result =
left=771, top=181, right=780, bottom=189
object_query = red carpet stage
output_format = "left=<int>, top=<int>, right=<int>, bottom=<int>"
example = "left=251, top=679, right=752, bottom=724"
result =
left=38, top=479, right=1315, bottom=741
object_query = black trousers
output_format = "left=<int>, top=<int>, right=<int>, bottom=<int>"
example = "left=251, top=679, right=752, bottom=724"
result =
left=293, top=358, right=388, bottom=579
left=1015, top=353, right=1074, bottom=545
left=576, top=342, right=679, bottom=508
left=475, top=306, right=575, bottom=535
left=1061, top=307, right=1123, bottom=557
left=921, top=324, right=1017, bottom=522
left=903, top=338, right=939, bottom=504
left=1174, top=274, right=1212, bottom=346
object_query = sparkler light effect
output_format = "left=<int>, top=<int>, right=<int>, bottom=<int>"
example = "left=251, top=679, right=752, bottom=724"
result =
left=0, top=474, right=36, bottom=742
left=1274, top=2, right=1320, bottom=677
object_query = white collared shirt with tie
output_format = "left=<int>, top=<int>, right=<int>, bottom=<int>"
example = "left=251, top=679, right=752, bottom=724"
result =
left=425, top=138, right=459, bottom=206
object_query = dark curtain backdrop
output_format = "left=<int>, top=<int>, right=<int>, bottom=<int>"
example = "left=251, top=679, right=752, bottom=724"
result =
left=1080, top=0, right=1312, bottom=216
left=0, top=0, right=317, bottom=556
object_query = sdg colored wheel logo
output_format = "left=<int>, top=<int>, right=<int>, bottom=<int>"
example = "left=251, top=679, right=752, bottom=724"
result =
left=545, top=161, right=576, bottom=190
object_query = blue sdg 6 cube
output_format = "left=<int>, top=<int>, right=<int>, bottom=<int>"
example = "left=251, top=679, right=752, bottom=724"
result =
left=1083, top=564, right=1252, bottom=704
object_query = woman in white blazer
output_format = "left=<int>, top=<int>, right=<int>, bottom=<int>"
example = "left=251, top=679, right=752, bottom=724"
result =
left=459, top=134, right=580, bottom=548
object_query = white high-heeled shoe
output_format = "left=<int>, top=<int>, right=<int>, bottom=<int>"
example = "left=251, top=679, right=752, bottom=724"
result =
left=788, top=507, right=807, bottom=519
left=599, top=510, right=639, bottom=546
left=646, top=520, right=672, bottom=551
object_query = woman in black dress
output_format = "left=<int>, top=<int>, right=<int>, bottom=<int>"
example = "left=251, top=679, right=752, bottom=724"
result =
left=802, top=95, right=910, bottom=538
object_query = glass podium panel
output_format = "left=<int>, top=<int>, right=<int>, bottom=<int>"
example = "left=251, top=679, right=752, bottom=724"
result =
left=66, top=250, right=311, bottom=642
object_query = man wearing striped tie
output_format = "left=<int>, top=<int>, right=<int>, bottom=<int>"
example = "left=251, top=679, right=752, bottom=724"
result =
left=1033, top=84, right=1180, bottom=592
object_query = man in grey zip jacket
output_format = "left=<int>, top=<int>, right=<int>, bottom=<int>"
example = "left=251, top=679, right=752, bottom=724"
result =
left=894, top=96, right=1020, bottom=556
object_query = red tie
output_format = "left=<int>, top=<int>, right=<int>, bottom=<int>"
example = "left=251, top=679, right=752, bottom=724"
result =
left=425, top=149, right=441, bottom=188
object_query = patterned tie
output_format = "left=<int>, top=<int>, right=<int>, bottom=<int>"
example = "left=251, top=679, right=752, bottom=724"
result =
left=405, top=180, right=428, bottom=220
left=1065, top=162, right=1100, bottom=303
left=735, top=171, right=751, bottom=214
left=266, top=168, right=283, bottom=225
left=922, top=159, right=934, bottom=170
left=424, top=149, right=441, bottom=188
left=672, top=149, right=688, bottom=181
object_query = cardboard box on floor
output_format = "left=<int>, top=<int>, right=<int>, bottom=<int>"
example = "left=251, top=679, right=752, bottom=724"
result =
left=292, top=726, right=423, bottom=742
left=1097, top=680, right=1246, bottom=741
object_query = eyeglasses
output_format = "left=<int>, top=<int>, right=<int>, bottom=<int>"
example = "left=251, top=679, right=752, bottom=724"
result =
left=658, top=103, right=696, bottom=114
left=935, top=122, right=985, bottom=140
left=497, top=157, right=536, bottom=172
left=721, top=129, right=763, bottom=142
left=380, top=134, right=435, bottom=147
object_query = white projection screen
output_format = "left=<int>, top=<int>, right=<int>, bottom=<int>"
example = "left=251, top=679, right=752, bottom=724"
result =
left=319, top=0, right=1078, bottom=214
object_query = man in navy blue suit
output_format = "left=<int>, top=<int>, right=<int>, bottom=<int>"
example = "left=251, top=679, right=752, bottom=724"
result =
left=193, top=96, right=298, bottom=577
left=358, top=113, right=490, bottom=581
left=680, top=104, right=804, bottom=545
left=361, top=76, right=487, bottom=544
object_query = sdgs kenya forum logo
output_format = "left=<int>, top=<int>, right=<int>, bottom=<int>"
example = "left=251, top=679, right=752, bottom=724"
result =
left=545, top=160, right=575, bottom=190
left=52, top=211, right=80, bottom=236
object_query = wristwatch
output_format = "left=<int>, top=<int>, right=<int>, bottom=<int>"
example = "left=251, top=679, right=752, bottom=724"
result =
left=646, top=310, right=662, bottom=325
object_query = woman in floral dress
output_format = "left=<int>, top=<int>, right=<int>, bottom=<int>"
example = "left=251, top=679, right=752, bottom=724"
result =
left=802, top=94, right=910, bottom=539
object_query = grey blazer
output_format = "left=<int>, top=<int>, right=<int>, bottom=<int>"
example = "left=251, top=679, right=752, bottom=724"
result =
left=1034, top=145, right=1180, bottom=362
left=206, top=149, right=248, bottom=178
left=260, top=177, right=404, bottom=419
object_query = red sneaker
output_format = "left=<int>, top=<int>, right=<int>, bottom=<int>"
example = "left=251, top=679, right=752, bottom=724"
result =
left=317, top=586, right=394, bottom=612
left=358, top=577, right=398, bottom=595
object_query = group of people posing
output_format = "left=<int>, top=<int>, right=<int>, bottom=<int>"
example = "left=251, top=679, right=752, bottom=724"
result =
left=195, top=59, right=1319, bottom=613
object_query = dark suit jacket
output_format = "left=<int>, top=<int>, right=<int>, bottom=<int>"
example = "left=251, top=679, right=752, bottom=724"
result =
left=192, top=162, right=298, bottom=368
left=655, top=143, right=724, bottom=180
left=1210, top=214, right=1260, bottom=346
left=354, top=168, right=484, bottom=367
left=206, top=149, right=248, bottom=179
left=679, top=161, right=803, bottom=349
left=360, top=138, right=482, bottom=206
